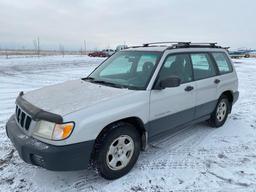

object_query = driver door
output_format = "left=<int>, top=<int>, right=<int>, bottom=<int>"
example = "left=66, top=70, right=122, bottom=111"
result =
left=148, top=53, right=196, bottom=137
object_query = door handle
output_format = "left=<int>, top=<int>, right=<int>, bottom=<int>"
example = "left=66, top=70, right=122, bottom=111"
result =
left=185, top=86, right=194, bottom=92
left=214, top=79, right=221, bottom=84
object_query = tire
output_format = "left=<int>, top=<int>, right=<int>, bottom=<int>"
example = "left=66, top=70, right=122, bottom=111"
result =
left=209, top=95, right=230, bottom=128
left=93, top=122, right=141, bottom=180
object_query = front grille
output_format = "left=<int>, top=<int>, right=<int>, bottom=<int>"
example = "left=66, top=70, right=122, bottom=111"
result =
left=15, top=105, right=32, bottom=130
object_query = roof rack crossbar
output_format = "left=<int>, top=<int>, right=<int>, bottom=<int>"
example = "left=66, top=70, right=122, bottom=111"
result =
left=168, top=42, right=222, bottom=49
left=188, top=42, right=218, bottom=46
left=143, top=41, right=191, bottom=47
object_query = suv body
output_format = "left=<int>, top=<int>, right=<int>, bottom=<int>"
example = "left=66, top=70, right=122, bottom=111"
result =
left=6, top=42, right=239, bottom=179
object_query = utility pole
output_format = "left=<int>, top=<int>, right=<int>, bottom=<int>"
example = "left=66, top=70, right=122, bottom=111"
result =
left=33, top=39, right=37, bottom=56
left=33, top=37, right=40, bottom=57
left=37, top=37, right=40, bottom=57
left=84, top=40, right=86, bottom=55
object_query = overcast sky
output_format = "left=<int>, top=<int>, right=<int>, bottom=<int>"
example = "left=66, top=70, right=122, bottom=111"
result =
left=0, top=0, right=255, bottom=50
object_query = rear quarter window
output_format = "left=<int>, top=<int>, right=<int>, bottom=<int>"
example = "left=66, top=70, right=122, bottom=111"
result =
left=212, top=52, right=233, bottom=74
left=190, top=53, right=216, bottom=80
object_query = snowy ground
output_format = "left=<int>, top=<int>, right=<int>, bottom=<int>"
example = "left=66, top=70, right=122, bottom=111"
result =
left=0, top=56, right=256, bottom=192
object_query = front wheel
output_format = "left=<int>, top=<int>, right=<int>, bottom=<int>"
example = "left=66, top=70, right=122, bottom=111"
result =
left=209, top=96, right=230, bottom=128
left=93, top=122, right=141, bottom=180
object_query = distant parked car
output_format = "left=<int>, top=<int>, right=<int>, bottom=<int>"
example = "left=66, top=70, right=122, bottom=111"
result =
left=229, top=49, right=255, bottom=59
left=88, top=51, right=108, bottom=57
left=116, top=45, right=128, bottom=51
left=102, top=49, right=115, bottom=56
left=229, top=51, right=247, bottom=59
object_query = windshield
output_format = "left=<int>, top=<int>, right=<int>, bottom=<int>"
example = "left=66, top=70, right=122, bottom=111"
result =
left=87, top=51, right=161, bottom=90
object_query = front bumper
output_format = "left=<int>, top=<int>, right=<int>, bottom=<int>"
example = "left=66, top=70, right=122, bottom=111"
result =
left=6, top=115, right=94, bottom=171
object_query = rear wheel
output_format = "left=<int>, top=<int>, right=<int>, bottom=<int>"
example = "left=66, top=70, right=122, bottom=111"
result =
left=93, top=122, right=141, bottom=180
left=209, top=95, right=230, bottom=128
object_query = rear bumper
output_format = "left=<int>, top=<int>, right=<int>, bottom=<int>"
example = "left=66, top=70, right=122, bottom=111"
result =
left=6, top=115, right=94, bottom=171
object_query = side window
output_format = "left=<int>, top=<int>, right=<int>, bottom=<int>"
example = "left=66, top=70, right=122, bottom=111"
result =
left=158, top=54, right=193, bottom=84
left=212, top=52, right=232, bottom=74
left=162, top=56, right=175, bottom=68
left=190, top=53, right=216, bottom=80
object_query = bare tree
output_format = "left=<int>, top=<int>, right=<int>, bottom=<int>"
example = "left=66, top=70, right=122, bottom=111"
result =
left=59, top=44, right=65, bottom=57
left=33, top=37, right=40, bottom=57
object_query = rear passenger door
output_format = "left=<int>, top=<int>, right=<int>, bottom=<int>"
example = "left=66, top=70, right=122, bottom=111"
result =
left=190, top=53, right=218, bottom=118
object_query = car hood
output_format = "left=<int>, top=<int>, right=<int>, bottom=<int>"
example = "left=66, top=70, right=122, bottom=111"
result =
left=23, top=79, right=133, bottom=116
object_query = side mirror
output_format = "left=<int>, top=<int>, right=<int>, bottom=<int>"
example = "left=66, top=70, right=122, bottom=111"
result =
left=155, top=76, right=181, bottom=90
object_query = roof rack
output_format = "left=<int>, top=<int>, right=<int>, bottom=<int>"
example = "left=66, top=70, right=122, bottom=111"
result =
left=127, top=42, right=224, bottom=50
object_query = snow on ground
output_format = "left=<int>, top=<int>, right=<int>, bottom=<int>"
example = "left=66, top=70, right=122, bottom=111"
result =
left=0, top=56, right=256, bottom=192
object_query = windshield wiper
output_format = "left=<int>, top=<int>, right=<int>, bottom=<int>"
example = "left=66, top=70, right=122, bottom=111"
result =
left=82, top=77, right=94, bottom=81
left=82, top=77, right=128, bottom=89
left=92, top=80, right=127, bottom=89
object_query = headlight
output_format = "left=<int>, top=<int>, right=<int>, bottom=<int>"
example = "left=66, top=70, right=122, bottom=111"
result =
left=33, top=120, right=74, bottom=140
